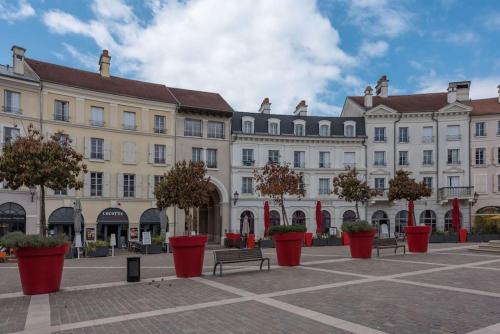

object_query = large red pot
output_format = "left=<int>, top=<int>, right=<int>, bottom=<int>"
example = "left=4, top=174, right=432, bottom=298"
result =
left=16, top=244, right=68, bottom=295
left=304, top=232, right=313, bottom=247
left=247, top=234, right=255, bottom=249
left=458, top=228, right=467, bottom=243
left=347, top=230, right=375, bottom=259
left=342, top=232, right=350, bottom=245
left=405, top=225, right=431, bottom=252
left=169, top=235, right=207, bottom=278
left=272, top=232, right=304, bottom=266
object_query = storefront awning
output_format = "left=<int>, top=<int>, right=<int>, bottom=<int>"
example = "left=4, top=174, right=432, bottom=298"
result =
left=140, top=208, right=161, bottom=224
left=48, top=207, right=84, bottom=225
left=97, top=208, right=129, bottom=225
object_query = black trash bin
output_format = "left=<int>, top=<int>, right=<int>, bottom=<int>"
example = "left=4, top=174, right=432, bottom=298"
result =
left=127, top=257, right=140, bottom=282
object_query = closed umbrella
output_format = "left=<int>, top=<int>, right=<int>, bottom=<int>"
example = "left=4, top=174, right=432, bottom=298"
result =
left=452, top=198, right=460, bottom=231
left=407, top=200, right=415, bottom=227
left=316, top=201, right=322, bottom=234
left=160, top=208, right=168, bottom=235
left=73, top=199, right=82, bottom=235
left=264, top=201, right=270, bottom=237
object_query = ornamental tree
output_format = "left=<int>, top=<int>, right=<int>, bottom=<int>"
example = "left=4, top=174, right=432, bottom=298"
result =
left=254, top=162, right=305, bottom=225
left=332, top=167, right=376, bottom=220
left=0, top=124, right=87, bottom=236
left=155, top=160, right=212, bottom=235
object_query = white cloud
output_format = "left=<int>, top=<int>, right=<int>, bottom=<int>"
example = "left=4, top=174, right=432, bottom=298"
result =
left=43, top=0, right=357, bottom=114
left=62, top=43, right=98, bottom=70
left=416, top=72, right=500, bottom=99
left=0, top=0, right=35, bottom=22
left=359, top=40, right=389, bottom=58
left=483, top=12, right=500, bottom=30
left=439, top=31, right=479, bottom=45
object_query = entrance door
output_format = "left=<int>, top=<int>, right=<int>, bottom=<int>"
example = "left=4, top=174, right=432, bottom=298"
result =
left=198, top=187, right=222, bottom=244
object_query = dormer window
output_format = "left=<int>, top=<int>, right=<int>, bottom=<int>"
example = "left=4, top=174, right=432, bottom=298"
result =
left=294, top=120, right=306, bottom=136
left=318, top=120, right=331, bottom=137
left=242, top=116, right=254, bottom=134
left=268, top=118, right=280, bottom=135
left=344, top=121, right=356, bottom=137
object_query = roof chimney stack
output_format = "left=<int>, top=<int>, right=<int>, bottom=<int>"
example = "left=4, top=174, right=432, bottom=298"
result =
left=259, top=98, right=271, bottom=114
left=497, top=84, right=500, bottom=103
left=448, top=81, right=470, bottom=101
left=447, top=85, right=457, bottom=104
left=364, top=86, right=373, bottom=108
left=294, top=100, right=308, bottom=116
left=375, top=75, right=388, bottom=98
left=11, top=45, right=26, bottom=75
left=99, top=50, right=111, bottom=77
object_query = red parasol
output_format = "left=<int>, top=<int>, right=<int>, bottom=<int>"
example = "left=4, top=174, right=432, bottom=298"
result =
left=452, top=198, right=460, bottom=231
left=407, top=200, right=415, bottom=227
left=316, top=201, right=322, bottom=234
left=264, top=201, right=270, bottom=237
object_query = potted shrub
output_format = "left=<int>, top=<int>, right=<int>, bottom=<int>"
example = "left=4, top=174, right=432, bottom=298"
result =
left=254, top=162, right=306, bottom=266
left=142, top=235, right=164, bottom=254
left=341, top=220, right=376, bottom=258
left=472, top=218, right=500, bottom=242
left=155, top=161, right=211, bottom=278
left=85, top=240, right=109, bottom=257
left=1, top=232, right=68, bottom=295
left=388, top=170, right=432, bottom=253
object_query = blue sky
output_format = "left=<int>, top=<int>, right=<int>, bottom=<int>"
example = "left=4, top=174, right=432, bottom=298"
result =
left=0, top=0, right=499, bottom=115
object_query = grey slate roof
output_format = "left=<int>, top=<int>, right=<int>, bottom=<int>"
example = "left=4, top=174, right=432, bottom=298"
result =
left=232, top=111, right=366, bottom=137
left=0, top=64, right=39, bottom=83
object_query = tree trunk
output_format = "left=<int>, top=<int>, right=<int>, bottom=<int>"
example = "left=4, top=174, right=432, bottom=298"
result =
left=355, top=201, right=360, bottom=221
left=280, top=193, right=289, bottom=225
left=185, top=208, right=191, bottom=236
left=40, top=185, right=46, bottom=236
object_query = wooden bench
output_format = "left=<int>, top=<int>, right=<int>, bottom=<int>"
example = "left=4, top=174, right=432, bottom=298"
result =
left=373, top=238, right=405, bottom=256
left=213, top=248, right=270, bottom=276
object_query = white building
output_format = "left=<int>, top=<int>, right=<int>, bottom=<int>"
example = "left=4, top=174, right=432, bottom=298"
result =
left=342, top=76, right=474, bottom=234
left=230, top=99, right=366, bottom=238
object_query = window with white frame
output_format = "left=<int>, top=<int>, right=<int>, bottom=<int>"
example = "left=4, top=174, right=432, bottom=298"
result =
left=447, top=149, right=460, bottom=164
left=294, top=123, right=305, bottom=136
left=54, top=188, right=67, bottom=196
left=3, top=90, right=21, bottom=113
left=398, top=127, right=409, bottom=143
left=54, top=100, right=69, bottom=121
left=90, top=138, right=104, bottom=160
left=447, top=125, right=460, bottom=140
left=344, top=122, right=355, bottom=137
left=154, top=115, right=166, bottom=134
left=374, top=127, right=385, bottom=142
left=90, top=107, right=104, bottom=126
left=497, top=121, right=500, bottom=135
left=447, top=176, right=460, bottom=187
left=154, top=144, right=166, bottom=164
left=498, top=148, right=500, bottom=164
left=319, top=152, right=330, bottom=168
left=123, top=174, right=135, bottom=197
left=423, top=150, right=433, bottom=165
left=207, top=121, right=224, bottom=139
left=475, top=122, right=486, bottom=137
left=374, top=178, right=385, bottom=190
left=319, top=124, right=329, bottom=137
left=123, top=111, right=136, bottom=130
left=242, top=149, right=254, bottom=166
left=319, top=178, right=330, bottom=195
left=422, top=126, right=434, bottom=142
left=242, top=120, right=253, bottom=134
left=423, top=177, right=433, bottom=191
left=192, top=147, right=202, bottom=162
left=185, top=119, right=202, bottom=137
left=374, top=151, right=385, bottom=166
left=268, top=150, right=279, bottom=163
left=498, top=175, right=500, bottom=192
left=294, top=151, right=305, bottom=168
left=269, top=121, right=279, bottom=135
left=3, top=127, right=20, bottom=145
left=398, top=151, right=409, bottom=166
left=206, top=149, right=217, bottom=168
left=154, top=175, right=164, bottom=189
left=242, top=177, right=254, bottom=194
left=90, top=172, right=103, bottom=197
left=343, top=152, right=355, bottom=168
left=475, top=148, right=485, bottom=165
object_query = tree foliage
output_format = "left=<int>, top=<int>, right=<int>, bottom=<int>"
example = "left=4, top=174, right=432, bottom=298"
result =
left=155, top=160, right=212, bottom=235
left=0, top=124, right=87, bottom=235
left=388, top=169, right=432, bottom=202
left=254, top=162, right=304, bottom=226
left=332, top=167, right=376, bottom=220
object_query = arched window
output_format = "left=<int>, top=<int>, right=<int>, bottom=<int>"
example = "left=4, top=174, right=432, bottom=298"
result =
left=395, top=210, right=408, bottom=234
left=292, top=210, right=306, bottom=226
left=420, top=210, right=437, bottom=232
left=240, top=211, right=255, bottom=234
left=342, top=210, right=356, bottom=223
left=372, top=210, right=389, bottom=236
left=0, top=202, right=26, bottom=237
left=243, top=121, right=253, bottom=134
left=269, top=210, right=280, bottom=226
left=319, top=124, right=329, bottom=137
left=321, top=210, right=331, bottom=233
left=444, top=210, right=462, bottom=231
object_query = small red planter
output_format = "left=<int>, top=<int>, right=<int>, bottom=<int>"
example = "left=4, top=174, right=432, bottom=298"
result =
left=347, top=230, right=375, bottom=259
left=272, top=232, right=304, bottom=266
left=247, top=234, right=255, bottom=249
left=16, top=244, right=68, bottom=295
left=304, top=232, right=313, bottom=247
left=169, top=235, right=207, bottom=278
left=405, top=225, right=431, bottom=252
left=458, top=228, right=467, bottom=243
left=342, top=232, right=350, bottom=245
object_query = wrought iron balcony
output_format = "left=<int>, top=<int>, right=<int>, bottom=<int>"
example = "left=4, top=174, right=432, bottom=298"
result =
left=373, top=137, right=387, bottom=143
left=370, top=188, right=390, bottom=203
left=421, top=136, right=435, bottom=143
left=154, top=127, right=166, bottom=134
left=438, top=186, right=474, bottom=202
left=123, top=124, right=137, bottom=131
left=319, top=162, right=331, bottom=168
left=242, top=160, right=255, bottom=167
left=90, top=120, right=105, bottom=127
left=447, top=134, right=461, bottom=141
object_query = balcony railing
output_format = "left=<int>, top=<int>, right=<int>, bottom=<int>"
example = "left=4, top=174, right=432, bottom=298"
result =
left=447, top=160, right=461, bottom=165
left=154, top=127, right=166, bottom=134
left=2, top=106, right=22, bottom=114
left=54, top=113, right=69, bottom=122
left=421, top=136, right=435, bottom=143
left=154, top=158, right=166, bottom=164
left=373, top=137, right=387, bottom=143
left=374, top=161, right=386, bottom=167
left=447, top=134, right=461, bottom=141
left=319, top=162, right=331, bottom=168
left=438, top=186, right=474, bottom=201
left=90, top=120, right=105, bottom=127
left=422, top=161, right=434, bottom=166
left=242, top=160, right=255, bottom=167
left=398, top=137, right=409, bottom=143
left=123, top=124, right=137, bottom=131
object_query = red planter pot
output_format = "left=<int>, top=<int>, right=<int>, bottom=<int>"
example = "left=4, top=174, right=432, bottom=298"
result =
left=247, top=234, right=255, bottom=249
left=347, top=230, right=375, bottom=259
left=304, top=232, right=313, bottom=247
left=16, top=244, right=68, bottom=295
left=169, top=235, right=208, bottom=278
left=342, top=232, right=350, bottom=245
left=405, top=225, right=431, bottom=252
left=458, top=228, right=467, bottom=243
left=272, top=232, right=304, bottom=266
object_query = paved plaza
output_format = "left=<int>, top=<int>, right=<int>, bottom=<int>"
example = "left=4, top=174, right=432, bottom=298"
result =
left=1, top=244, right=500, bottom=334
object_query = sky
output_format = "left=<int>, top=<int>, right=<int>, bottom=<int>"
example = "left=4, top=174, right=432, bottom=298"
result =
left=0, top=0, right=499, bottom=115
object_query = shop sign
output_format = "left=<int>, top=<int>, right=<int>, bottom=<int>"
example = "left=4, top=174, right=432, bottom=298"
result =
left=86, top=227, right=96, bottom=241
left=142, top=231, right=151, bottom=245
left=97, top=208, right=128, bottom=224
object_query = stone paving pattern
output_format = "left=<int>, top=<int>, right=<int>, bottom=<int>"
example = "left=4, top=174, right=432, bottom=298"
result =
left=0, top=297, right=30, bottom=333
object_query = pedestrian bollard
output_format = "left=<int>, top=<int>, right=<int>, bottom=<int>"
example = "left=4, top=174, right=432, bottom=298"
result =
left=127, top=257, right=140, bottom=282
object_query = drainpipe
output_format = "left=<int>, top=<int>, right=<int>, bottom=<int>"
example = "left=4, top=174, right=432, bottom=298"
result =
left=432, top=112, right=439, bottom=205
left=363, top=136, right=368, bottom=221
left=393, top=114, right=402, bottom=175
left=468, top=112, right=472, bottom=231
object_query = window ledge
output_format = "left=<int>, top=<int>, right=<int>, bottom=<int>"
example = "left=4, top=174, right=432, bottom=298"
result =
left=88, top=159, right=105, bottom=163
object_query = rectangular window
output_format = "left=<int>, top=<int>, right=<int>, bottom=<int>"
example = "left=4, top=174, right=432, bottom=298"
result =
left=423, top=150, right=433, bottom=165
left=206, top=149, right=217, bottom=168
left=374, top=151, right=386, bottom=166
left=294, top=151, right=305, bottom=168
left=374, top=127, right=386, bottom=142
left=242, top=149, right=254, bottom=166
left=90, top=138, right=104, bottom=160
left=343, top=152, right=355, bottom=168
left=447, top=149, right=460, bottom=164
left=90, top=107, right=104, bottom=127
left=243, top=121, right=253, bottom=134
left=475, top=122, right=486, bottom=137
left=374, top=178, right=385, bottom=190
left=498, top=175, right=500, bottom=192
left=184, top=119, right=202, bottom=137
left=269, top=122, right=279, bottom=135
left=447, top=125, right=460, bottom=140
left=319, top=124, right=329, bottom=137
left=207, top=121, right=224, bottom=139
left=90, top=172, right=103, bottom=197
left=123, top=111, right=136, bottom=130
left=242, top=177, right=254, bottom=194
left=268, top=150, right=279, bottom=163
left=497, top=121, right=500, bottom=135
left=192, top=148, right=203, bottom=163
left=319, top=178, right=330, bottom=195
left=398, top=127, right=409, bottom=143
left=422, top=126, right=433, bottom=143
left=448, top=176, right=460, bottom=187
left=423, top=177, right=433, bottom=190
left=54, top=100, right=69, bottom=121
left=123, top=174, right=135, bottom=198
left=54, top=189, right=67, bottom=196
left=154, top=115, right=166, bottom=134
left=398, top=151, right=409, bottom=166
left=3, top=90, right=21, bottom=113
left=295, top=124, right=305, bottom=136
left=154, top=175, right=164, bottom=189
left=319, top=152, right=330, bottom=168
left=154, top=144, right=166, bottom=164
left=498, top=148, right=500, bottom=164
left=3, top=127, right=20, bottom=144
left=475, top=148, right=485, bottom=165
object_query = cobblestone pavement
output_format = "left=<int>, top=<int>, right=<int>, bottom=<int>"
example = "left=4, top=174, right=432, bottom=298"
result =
left=1, top=243, right=500, bottom=334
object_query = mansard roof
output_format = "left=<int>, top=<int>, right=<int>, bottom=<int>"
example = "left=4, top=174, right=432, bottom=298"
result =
left=348, top=92, right=449, bottom=113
